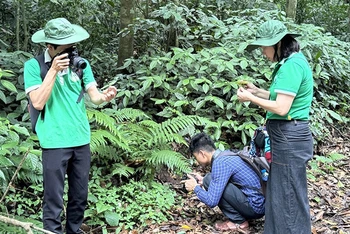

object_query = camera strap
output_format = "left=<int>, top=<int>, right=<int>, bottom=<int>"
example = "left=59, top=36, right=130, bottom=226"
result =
left=75, top=68, right=85, bottom=103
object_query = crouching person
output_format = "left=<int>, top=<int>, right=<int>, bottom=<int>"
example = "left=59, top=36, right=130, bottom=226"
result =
left=181, top=132, right=265, bottom=232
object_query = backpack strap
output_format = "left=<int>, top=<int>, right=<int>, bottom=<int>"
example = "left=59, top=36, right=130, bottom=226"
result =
left=218, top=150, right=264, bottom=193
left=33, top=54, right=50, bottom=121
left=35, top=55, right=85, bottom=104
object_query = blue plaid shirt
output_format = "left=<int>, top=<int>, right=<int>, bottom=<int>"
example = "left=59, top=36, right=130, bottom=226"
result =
left=194, top=150, right=265, bottom=214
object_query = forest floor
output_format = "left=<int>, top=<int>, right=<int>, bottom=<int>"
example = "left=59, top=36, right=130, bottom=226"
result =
left=141, top=133, right=350, bottom=234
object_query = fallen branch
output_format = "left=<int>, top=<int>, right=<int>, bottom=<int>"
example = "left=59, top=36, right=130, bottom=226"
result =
left=0, top=149, right=54, bottom=233
left=0, top=215, right=54, bottom=234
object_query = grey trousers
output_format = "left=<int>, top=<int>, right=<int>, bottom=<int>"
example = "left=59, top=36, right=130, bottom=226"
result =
left=203, top=173, right=264, bottom=224
left=42, top=144, right=91, bottom=234
left=264, top=120, right=313, bottom=234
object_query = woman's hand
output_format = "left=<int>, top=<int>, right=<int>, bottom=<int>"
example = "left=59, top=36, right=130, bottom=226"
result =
left=237, top=86, right=254, bottom=102
left=244, top=82, right=258, bottom=95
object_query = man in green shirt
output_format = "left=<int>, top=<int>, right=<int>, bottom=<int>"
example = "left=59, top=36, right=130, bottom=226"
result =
left=24, top=18, right=117, bottom=234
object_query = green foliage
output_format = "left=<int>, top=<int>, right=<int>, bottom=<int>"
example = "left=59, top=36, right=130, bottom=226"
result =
left=0, top=117, right=42, bottom=193
left=2, top=183, right=43, bottom=219
left=0, top=51, right=33, bottom=124
left=308, top=152, right=345, bottom=181
left=86, top=170, right=177, bottom=231
left=115, top=6, right=350, bottom=145
left=87, top=107, right=212, bottom=181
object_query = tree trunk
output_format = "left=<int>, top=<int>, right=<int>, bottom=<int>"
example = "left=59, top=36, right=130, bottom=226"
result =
left=348, top=3, right=350, bottom=33
left=15, top=0, right=20, bottom=50
left=286, top=0, right=298, bottom=21
left=22, top=1, right=29, bottom=51
left=117, top=0, right=135, bottom=69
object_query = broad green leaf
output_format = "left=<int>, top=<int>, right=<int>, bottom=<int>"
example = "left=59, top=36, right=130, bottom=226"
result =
left=11, top=124, right=30, bottom=136
left=0, top=155, right=14, bottom=166
left=175, top=92, right=185, bottom=100
left=1, top=80, right=17, bottom=93
left=202, top=84, right=209, bottom=94
left=241, top=130, right=247, bottom=145
left=142, top=79, right=152, bottom=90
left=150, top=60, right=158, bottom=70
left=105, top=211, right=120, bottom=226
left=212, top=97, right=224, bottom=109
left=174, top=100, right=187, bottom=107
left=0, top=90, right=6, bottom=103
left=195, top=100, right=206, bottom=110
left=154, top=99, right=166, bottom=105
left=96, top=202, right=110, bottom=214
left=239, top=60, right=248, bottom=70
left=326, top=109, right=342, bottom=121
left=315, top=64, right=322, bottom=76
left=16, top=91, right=27, bottom=101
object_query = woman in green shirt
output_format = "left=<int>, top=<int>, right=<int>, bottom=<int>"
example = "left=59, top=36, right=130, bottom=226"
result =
left=237, top=20, right=313, bottom=234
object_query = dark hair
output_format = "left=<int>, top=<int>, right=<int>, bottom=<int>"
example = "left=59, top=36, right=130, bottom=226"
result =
left=273, top=35, right=300, bottom=62
left=46, top=43, right=59, bottom=50
left=189, top=132, right=216, bottom=155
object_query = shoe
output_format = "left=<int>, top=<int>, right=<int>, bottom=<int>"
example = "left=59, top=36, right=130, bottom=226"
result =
left=214, top=220, right=249, bottom=231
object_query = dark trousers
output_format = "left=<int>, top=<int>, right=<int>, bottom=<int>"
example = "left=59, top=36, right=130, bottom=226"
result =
left=203, top=173, right=264, bottom=224
left=264, top=120, right=313, bottom=234
left=42, top=144, right=91, bottom=234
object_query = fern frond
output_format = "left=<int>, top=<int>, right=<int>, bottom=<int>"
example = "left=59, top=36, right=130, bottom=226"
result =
left=145, top=115, right=209, bottom=146
left=17, top=171, right=43, bottom=184
left=103, top=108, right=150, bottom=123
left=111, top=163, right=135, bottom=177
left=115, top=108, right=150, bottom=123
left=91, top=130, right=130, bottom=152
left=146, top=150, right=191, bottom=173
left=90, top=130, right=108, bottom=150
left=87, top=109, right=118, bottom=134
left=23, top=153, right=41, bottom=173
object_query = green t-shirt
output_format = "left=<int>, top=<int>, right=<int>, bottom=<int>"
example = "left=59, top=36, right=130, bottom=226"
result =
left=24, top=54, right=97, bottom=148
left=266, top=52, right=313, bottom=120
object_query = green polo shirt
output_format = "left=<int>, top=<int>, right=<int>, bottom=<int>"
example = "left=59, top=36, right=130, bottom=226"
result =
left=266, top=52, right=313, bottom=120
left=24, top=52, right=97, bottom=148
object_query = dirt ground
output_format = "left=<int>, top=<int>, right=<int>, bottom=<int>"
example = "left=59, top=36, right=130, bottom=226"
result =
left=141, top=136, right=350, bottom=234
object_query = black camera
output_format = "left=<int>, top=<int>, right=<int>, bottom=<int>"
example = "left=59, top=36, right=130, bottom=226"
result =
left=60, top=46, right=87, bottom=70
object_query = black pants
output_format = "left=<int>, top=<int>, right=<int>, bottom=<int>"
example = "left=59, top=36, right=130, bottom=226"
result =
left=42, top=144, right=91, bottom=234
left=263, top=120, right=312, bottom=234
left=203, top=173, right=264, bottom=223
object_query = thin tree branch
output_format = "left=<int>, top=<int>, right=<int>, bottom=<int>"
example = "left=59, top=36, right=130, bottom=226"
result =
left=0, top=148, right=30, bottom=204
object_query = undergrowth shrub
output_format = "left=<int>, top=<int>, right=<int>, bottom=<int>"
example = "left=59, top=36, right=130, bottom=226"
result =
left=114, top=6, right=350, bottom=146
left=86, top=170, right=177, bottom=232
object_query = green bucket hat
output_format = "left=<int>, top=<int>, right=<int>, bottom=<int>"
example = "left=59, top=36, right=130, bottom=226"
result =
left=31, top=18, right=90, bottom=45
left=245, top=20, right=301, bottom=51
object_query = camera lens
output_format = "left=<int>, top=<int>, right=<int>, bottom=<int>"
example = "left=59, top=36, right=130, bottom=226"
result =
left=72, top=57, right=87, bottom=69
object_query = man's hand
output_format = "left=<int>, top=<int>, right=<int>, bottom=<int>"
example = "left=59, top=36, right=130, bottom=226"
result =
left=189, top=172, right=203, bottom=185
left=101, top=86, right=117, bottom=102
left=51, top=53, right=70, bottom=72
left=180, top=174, right=198, bottom=192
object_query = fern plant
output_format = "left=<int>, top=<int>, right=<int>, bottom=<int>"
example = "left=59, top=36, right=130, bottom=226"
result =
left=87, top=108, right=213, bottom=181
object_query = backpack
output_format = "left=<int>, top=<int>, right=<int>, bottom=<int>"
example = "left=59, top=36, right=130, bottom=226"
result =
left=219, top=127, right=271, bottom=196
left=219, top=149, right=269, bottom=196
left=27, top=54, right=84, bottom=133
left=249, top=126, right=271, bottom=163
